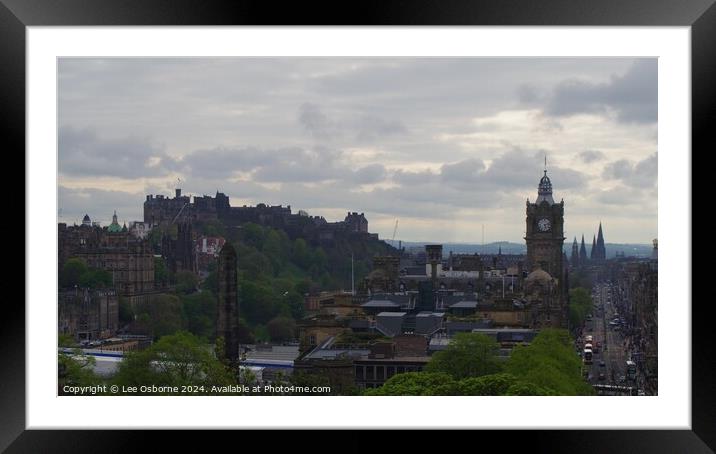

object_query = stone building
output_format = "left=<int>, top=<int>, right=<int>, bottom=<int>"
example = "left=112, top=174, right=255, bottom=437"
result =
left=524, top=167, right=569, bottom=328
left=58, top=219, right=155, bottom=307
left=143, top=188, right=372, bottom=246
left=58, top=288, right=119, bottom=341
left=161, top=222, right=196, bottom=274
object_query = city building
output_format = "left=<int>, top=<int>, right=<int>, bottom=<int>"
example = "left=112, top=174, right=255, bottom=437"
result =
left=58, top=287, right=119, bottom=341
left=144, top=187, right=375, bottom=246
left=58, top=215, right=156, bottom=307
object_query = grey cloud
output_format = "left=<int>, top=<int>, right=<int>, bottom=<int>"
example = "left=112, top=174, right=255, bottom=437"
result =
left=180, top=146, right=299, bottom=179
left=299, top=103, right=340, bottom=140
left=595, top=185, right=646, bottom=206
left=517, top=84, right=542, bottom=104
left=602, top=153, right=657, bottom=188
left=392, top=149, right=587, bottom=195
left=484, top=150, right=586, bottom=191
left=355, top=115, right=407, bottom=142
left=299, top=102, right=407, bottom=144
left=352, top=164, right=387, bottom=184
left=545, top=59, right=657, bottom=123
left=440, top=158, right=487, bottom=188
left=393, top=169, right=438, bottom=186
left=579, top=150, right=606, bottom=163
left=58, top=57, right=656, bottom=242
left=59, top=126, right=177, bottom=178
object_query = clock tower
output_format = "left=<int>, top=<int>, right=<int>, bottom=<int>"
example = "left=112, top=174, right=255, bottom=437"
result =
left=525, top=167, right=565, bottom=278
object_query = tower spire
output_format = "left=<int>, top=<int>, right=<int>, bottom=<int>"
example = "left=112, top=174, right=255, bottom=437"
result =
left=580, top=234, right=588, bottom=262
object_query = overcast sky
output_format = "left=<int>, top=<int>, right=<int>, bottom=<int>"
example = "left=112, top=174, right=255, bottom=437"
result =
left=58, top=57, right=657, bottom=244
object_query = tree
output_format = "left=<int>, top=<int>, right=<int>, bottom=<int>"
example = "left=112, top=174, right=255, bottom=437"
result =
left=364, top=372, right=457, bottom=396
left=181, top=291, right=216, bottom=339
left=569, top=287, right=593, bottom=328
left=239, top=280, right=278, bottom=325
left=504, top=381, right=555, bottom=396
left=266, top=316, right=296, bottom=342
left=58, top=351, right=101, bottom=392
left=60, top=258, right=88, bottom=288
left=154, top=257, right=169, bottom=285
left=238, top=249, right=273, bottom=280
left=242, top=223, right=266, bottom=250
left=262, top=229, right=288, bottom=274
left=456, top=373, right=519, bottom=396
left=425, top=332, right=503, bottom=379
left=135, top=294, right=183, bottom=339
left=292, top=238, right=311, bottom=268
left=58, top=333, right=76, bottom=348
left=175, top=270, right=199, bottom=294
left=285, top=290, right=305, bottom=319
left=112, top=331, right=235, bottom=393
left=79, top=268, right=113, bottom=288
left=506, top=328, right=593, bottom=395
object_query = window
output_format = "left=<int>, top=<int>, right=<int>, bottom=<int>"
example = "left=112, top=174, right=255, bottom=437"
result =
left=387, top=366, right=395, bottom=378
left=377, top=366, right=385, bottom=380
left=356, top=367, right=364, bottom=379
left=366, top=366, right=375, bottom=380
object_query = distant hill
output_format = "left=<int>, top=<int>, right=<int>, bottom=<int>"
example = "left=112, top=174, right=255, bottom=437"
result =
left=393, top=240, right=653, bottom=259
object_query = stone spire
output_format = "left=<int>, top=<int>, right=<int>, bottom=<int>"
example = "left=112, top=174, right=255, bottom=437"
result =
left=571, top=237, right=580, bottom=267
left=580, top=234, right=588, bottom=263
left=595, top=222, right=606, bottom=261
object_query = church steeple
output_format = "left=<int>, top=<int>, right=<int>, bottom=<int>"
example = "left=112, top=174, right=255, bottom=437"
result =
left=590, top=234, right=597, bottom=260
left=579, top=234, right=588, bottom=262
left=570, top=237, right=579, bottom=267
left=595, top=222, right=606, bottom=261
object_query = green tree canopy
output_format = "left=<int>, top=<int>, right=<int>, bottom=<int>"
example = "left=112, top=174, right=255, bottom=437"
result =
left=364, top=372, right=457, bottom=396
left=569, top=287, right=594, bottom=328
left=135, top=294, right=183, bottom=339
left=175, top=270, right=199, bottom=294
left=60, top=258, right=112, bottom=289
left=180, top=290, right=216, bottom=339
left=154, top=256, right=170, bottom=285
left=425, top=332, right=503, bottom=380
left=506, top=329, right=593, bottom=395
left=60, top=258, right=88, bottom=288
left=266, top=316, right=296, bottom=342
left=58, top=351, right=101, bottom=392
left=112, top=331, right=234, bottom=392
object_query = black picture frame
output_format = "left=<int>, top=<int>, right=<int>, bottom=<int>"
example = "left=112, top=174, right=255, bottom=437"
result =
left=4, top=0, right=710, bottom=450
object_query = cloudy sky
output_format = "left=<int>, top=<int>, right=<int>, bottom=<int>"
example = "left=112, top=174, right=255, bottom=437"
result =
left=58, top=58, right=657, bottom=244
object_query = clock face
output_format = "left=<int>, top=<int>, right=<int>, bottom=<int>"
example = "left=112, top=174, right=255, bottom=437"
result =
left=537, top=218, right=552, bottom=232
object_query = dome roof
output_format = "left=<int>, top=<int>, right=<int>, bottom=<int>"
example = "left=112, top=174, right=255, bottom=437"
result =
left=107, top=210, right=122, bottom=233
left=525, top=267, right=553, bottom=283
left=535, top=170, right=555, bottom=205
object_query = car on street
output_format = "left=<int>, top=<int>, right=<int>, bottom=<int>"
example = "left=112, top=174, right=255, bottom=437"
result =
left=599, top=360, right=606, bottom=367
left=617, top=375, right=626, bottom=383
left=598, top=373, right=606, bottom=381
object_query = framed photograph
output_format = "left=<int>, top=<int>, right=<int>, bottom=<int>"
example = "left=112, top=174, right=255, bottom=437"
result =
left=6, top=0, right=710, bottom=450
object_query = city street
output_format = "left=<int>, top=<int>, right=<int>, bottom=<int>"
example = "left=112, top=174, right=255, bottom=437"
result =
left=578, top=283, right=637, bottom=394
